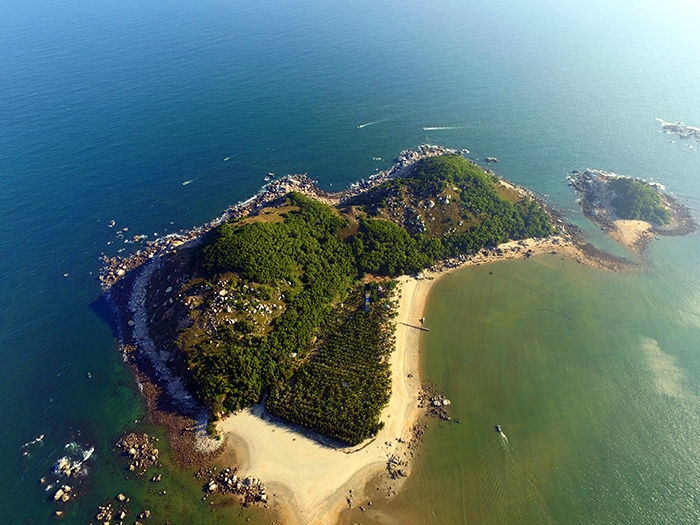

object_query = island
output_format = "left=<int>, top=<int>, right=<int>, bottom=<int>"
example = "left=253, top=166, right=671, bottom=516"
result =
left=101, top=146, right=654, bottom=523
left=568, top=169, right=696, bottom=250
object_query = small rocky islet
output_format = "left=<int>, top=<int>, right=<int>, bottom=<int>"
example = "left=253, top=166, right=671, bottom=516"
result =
left=568, top=168, right=696, bottom=247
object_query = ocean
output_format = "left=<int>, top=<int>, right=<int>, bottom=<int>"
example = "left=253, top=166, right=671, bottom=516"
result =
left=1, top=0, right=699, bottom=523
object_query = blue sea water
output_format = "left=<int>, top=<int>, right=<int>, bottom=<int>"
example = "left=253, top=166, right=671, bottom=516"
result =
left=1, top=0, right=699, bottom=523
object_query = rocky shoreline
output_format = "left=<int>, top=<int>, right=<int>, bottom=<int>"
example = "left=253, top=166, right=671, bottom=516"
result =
left=99, top=144, right=461, bottom=291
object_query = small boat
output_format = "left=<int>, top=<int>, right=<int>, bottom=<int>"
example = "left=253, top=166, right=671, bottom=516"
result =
left=495, top=425, right=502, bottom=434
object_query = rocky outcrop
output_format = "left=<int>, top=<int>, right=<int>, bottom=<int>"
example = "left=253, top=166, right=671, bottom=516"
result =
left=657, top=118, right=700, bottom=146
left=198, top=466, right=269, bottom=507
left=418, top=383, right=452, bottom=421
left=117, top=433, right=160, bottom=475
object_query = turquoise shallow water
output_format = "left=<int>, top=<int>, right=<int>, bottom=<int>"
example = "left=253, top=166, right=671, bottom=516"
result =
left=1, top=0, right=699, bottom=523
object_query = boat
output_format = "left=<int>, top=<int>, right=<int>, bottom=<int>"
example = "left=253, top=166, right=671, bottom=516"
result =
left=495, top=425, right=502, bottom=434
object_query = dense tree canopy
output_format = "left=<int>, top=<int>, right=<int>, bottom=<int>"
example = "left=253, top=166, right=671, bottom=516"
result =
left=609, top=178, right=671, bottom=225
left=179, top=155, right=554, bottom=445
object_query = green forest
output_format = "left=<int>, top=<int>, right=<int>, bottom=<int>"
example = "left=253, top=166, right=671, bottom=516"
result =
left=609, top=178, right=671, bottom=225
left=175, top=155, right=553, bottom=445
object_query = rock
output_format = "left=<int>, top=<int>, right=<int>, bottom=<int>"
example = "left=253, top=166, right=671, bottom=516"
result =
left=139, top=509, right=151, bottom=518
left=127, top=320, right=135, bottom=327
left=54, top=510, right=64, bottom=517
left=116, top=493, right=126, bottom=502
left=117, top=269, right=126, bottom=277
left=442, top=399, right=451, bottom=406
left=62, top=485, right=71, bottom=492
left=60, top=493, right=71, bottom=502
left=53, top=488, right=65, bottom=501
left=165, top=286, right=173, bottom=293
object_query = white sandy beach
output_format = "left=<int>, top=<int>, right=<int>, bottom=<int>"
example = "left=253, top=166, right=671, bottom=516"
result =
left=216, top=235, right=601, bottom=524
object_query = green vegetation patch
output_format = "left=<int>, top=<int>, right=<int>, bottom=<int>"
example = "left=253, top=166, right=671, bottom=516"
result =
left=351, top=155, right=553, bottom=260
left=266, top=283, right=395, bottom=444
left=609, top=178, right=671, bottom=225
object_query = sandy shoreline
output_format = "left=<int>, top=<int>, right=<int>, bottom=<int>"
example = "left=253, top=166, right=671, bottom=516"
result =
left=215, top=234, right=601, bottom=524
left=609, top=219, right=653, bottom=250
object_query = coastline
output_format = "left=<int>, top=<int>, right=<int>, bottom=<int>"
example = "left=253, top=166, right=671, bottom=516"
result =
left=100, top=147, right=644, bottom=523
left=98, top=144, right=467, bottom=509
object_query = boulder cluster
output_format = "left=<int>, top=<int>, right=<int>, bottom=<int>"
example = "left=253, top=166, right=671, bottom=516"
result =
left=53, top=456, right=82, bottom=477
left=91, top=497, right=150, bottom=525
left=386, top=454, right=409, bottom=479
left=199, top=466, right=268, bottom=507
left=418, top=383, right=452, bottom=421
left=52, top=484, right=73, bottom=503
left=117, top=433, right=160, bottom=475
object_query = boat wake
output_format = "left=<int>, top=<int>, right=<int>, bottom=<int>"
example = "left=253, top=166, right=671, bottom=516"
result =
left=499, top=431, right=510, bottom=447
left=22, top=434, right=44, bottom=449
left=422, top=126, right=463, bottom=131
left=357, top=119, right=388, bottom=129
left=479, top=429, right=554, bottom=524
